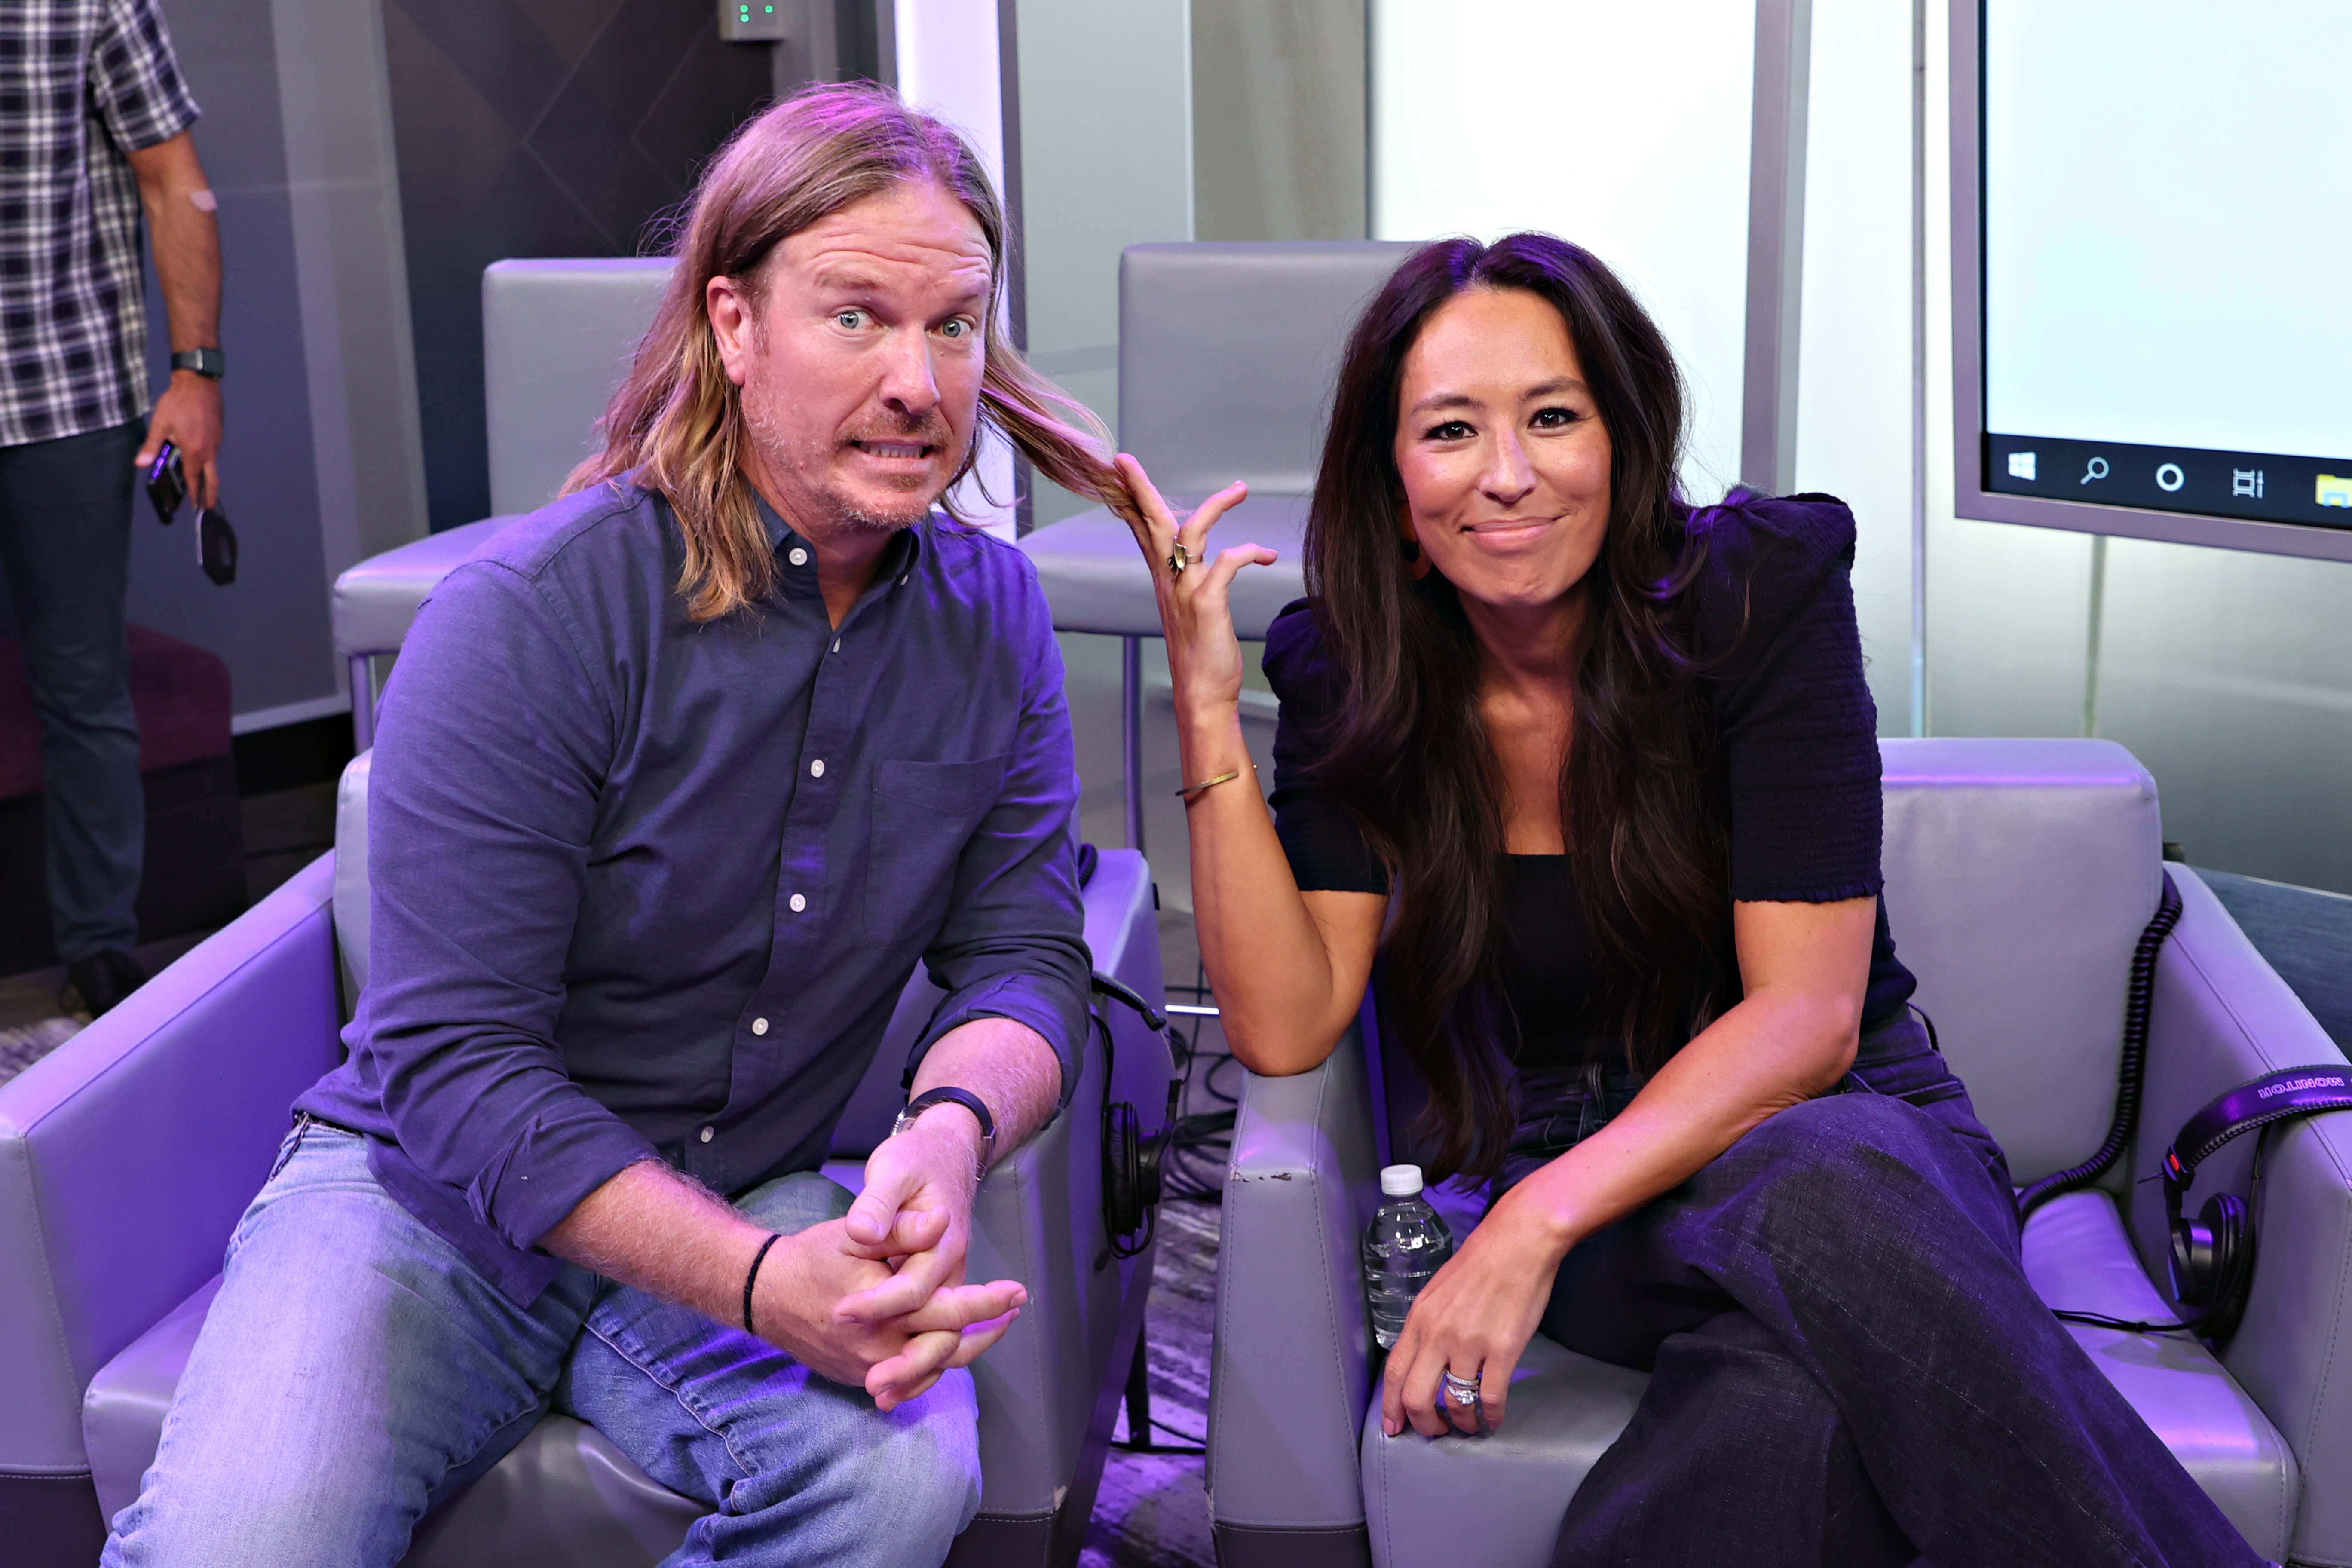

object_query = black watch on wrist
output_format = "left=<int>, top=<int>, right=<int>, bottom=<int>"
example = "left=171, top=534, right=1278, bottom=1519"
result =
left=892, top=1087, right=998, bottom=1179
left=171, top=347, right=224, bottom=379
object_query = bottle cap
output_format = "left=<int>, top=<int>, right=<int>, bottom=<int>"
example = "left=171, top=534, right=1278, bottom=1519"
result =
left=1379, top=1164, right=1424, bottom=1197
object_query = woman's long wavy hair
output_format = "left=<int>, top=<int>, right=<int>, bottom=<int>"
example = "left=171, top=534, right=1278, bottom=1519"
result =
left=569, top=83, right=1133, bottom=620
left=1305, top=235, right=1736, bottom=1181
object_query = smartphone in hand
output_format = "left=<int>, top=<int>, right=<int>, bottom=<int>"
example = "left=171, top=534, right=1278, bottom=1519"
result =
left=145, top=440, right=186, bottom=524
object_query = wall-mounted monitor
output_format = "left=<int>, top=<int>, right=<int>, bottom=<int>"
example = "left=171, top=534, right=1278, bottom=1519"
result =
left=1951, top=0, right=2352, bottom=562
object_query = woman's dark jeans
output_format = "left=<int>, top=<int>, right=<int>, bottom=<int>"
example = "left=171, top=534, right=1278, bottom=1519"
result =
left=1497, top=1012, right=2263, bottom=1568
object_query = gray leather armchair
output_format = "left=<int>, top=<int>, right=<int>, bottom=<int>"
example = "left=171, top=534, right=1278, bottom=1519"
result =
left=339, top=258, right=671, bottom=750
left=0, top=744, right=1168, bottom=1567
left=1208, top=738, right=2352, bottom=1568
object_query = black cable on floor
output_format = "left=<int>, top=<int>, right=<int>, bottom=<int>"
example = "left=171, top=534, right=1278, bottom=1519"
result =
left=1112, top=1416, right=1208, bottom=1456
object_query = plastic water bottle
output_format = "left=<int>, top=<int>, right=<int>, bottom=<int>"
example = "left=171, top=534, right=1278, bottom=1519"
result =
left=1363, top=1164, right=1455, bottom=1350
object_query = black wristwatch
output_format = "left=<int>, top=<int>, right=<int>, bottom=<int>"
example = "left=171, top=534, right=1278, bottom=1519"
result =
left=892, top=1087, right=998, bottom=1179
left=171, top=347, right=224, bottom=379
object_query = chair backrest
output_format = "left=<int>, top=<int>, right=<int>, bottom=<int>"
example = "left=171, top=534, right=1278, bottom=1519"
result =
left=1361, top=738, right=2165, bottom=1188
left=1879, top=737, right=2162, bottom=1184
left=1118, top=241, right=1419, bottom=497
left=482, top=258, right=674, bottom=517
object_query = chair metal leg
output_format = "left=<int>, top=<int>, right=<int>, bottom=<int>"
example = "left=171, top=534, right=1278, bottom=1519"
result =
left=1121, top=635, right=1145, bottom=852
left=1123, top=1316, right=1153, bottom=1450
left=348, top=653, right=376, bottom=753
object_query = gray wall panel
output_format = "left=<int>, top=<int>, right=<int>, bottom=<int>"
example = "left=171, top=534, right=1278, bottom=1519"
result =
left=125, top=0, right=337, bottom=724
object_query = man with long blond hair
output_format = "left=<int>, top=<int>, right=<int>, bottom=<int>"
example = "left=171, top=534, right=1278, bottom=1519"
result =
left=104, top=83, right=1133, bottom=1568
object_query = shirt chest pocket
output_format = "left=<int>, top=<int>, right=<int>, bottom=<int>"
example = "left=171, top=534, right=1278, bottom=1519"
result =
left=864, top=755, right=1009, bottom=943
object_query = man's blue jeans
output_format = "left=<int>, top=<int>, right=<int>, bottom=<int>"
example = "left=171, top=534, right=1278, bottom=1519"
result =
left=101, top=1123, right=983, bottom=1567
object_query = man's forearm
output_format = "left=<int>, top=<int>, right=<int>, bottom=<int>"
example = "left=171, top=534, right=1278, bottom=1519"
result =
left=909, top=1015, right=1064, bottom=1167
left=540, top=1158, right=769, bottom=1324
left=127, top=131, right=219, bottom=351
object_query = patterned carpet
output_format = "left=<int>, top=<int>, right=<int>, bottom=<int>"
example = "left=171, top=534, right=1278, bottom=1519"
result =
left=0, top=1015, right=79, bottom=1088
left=1082, top=1194, right=1221, bottom=1568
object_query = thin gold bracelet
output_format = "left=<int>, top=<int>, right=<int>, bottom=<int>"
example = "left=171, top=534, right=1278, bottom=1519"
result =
left=1175, top=764, right=1256, bottom=802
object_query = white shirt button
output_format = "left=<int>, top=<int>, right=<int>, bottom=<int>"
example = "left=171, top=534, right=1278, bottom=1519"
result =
left=831, top=638, right=841, bottom=654
left=752, top=1017, right=768, bottom=1036
left=789, top=893, right=807, bottom=913
left=787, top=547, right=809, bottom=567
left=699, top=1125, right=714, bottom=1143
left=809, top=759, right=825, bottom=778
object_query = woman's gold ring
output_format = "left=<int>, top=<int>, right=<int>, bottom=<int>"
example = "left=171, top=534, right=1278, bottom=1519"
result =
left=1167, top=542, right=1191, bottom=576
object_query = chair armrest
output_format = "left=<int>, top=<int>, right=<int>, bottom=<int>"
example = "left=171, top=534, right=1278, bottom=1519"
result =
left=2133, top=867, right=2352, bottom=1566
left=0, top=854, right=342, bottom=1474
left=960, top=847, right=1169, bottom=1521
left=330, top=515, right=515, bottom=658
left=1209, top=1013, right=1381, bottom=1533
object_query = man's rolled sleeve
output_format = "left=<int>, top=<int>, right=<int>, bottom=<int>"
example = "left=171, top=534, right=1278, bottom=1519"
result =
left=357, top=562, right=658, bottom=1254
left=465, top=1100, right=662, bottom=1255
left=908, top=578, right=1090, bottom=1109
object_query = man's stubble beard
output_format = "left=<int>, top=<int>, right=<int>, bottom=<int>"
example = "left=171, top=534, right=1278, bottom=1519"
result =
left=739, top=380, right=967, bottom=538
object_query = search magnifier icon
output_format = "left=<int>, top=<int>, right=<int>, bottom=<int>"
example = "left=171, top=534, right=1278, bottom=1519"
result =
left=2081, top=457, right=2110, bottom=484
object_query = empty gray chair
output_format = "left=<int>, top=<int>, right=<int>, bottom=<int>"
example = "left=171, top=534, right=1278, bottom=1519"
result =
left=1017, top=242, right=1417, bottom=848
left=1209, top=739, right=2352, bottom=1567
left=337, top=259, right=673, bottom=750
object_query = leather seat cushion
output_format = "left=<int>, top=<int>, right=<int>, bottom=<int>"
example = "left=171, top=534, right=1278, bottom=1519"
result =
left=1360, top=1336, right=1645, bottom=1568
left=2021, top=1190, right=2296, bottom=1561
left=1354, top=1190, right=2294, bottom=1568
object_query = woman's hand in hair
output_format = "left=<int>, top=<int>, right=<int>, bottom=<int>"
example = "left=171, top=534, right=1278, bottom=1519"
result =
left=1112, top=454, right=1271, bottom=718
left=1378, top=1195, right=1561, bottom=1440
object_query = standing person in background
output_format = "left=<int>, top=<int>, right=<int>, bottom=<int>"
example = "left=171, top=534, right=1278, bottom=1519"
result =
left=0, top=0, right=224, bottom=1018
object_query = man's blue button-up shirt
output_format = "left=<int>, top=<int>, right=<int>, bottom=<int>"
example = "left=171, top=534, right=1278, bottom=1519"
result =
left=299, top=481, right=1090, bottom=1302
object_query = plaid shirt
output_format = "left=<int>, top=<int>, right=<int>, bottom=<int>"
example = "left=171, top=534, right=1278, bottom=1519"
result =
left=0, top=0, right=198, bottom=447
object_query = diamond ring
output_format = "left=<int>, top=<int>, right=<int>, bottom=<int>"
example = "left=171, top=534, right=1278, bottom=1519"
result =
left=1442, top=1371, right=1481, bottom=1407
left=1167, top=542, right=1191, bottom=576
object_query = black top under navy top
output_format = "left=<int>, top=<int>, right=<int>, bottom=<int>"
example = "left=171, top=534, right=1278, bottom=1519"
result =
left=1261, top=490, right=1917, bottom=1070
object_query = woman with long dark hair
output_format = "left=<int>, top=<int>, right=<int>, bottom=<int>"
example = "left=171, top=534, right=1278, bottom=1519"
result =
left=1115, top=235, right=2261, bottom=1565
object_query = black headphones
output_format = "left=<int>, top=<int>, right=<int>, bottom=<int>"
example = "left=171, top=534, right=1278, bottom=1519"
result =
left=2058, top=1065, right=2352, bottom=1338
left=2162, top=1066, right=2352, bottom=1334
left=1090, top=972, right=1184, bottom=1270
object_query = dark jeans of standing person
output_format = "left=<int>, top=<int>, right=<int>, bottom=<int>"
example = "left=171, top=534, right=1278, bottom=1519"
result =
left=1495, top=1012, right=2265, bottom=1568
left=0, top=420, right=147, bottom=1011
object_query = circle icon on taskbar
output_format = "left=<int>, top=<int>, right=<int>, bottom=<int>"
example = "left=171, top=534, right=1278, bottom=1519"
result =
left=2155, top=463, right=2186, bottom=493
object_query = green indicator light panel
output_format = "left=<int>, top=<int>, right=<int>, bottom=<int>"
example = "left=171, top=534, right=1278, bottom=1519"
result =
left=718, top=0, right=789, bottom=42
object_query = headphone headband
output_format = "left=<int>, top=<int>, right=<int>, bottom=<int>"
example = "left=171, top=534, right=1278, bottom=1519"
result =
left=2164, top=1066, right=2352, bottom=1193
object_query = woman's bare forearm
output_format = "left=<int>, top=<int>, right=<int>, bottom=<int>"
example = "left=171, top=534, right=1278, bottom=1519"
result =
left=1496, top=991, right=1856, bottom=1256
left=1177, top=705, right=1382, bottom=1075
left=1488, top=897, right=1877, bottom=1260
left=1110, top=458, right=1383, bottom=1075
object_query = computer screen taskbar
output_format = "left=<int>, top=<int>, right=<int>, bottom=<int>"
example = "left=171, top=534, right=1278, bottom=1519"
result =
left=1984, top=433, right=2352, bottom=532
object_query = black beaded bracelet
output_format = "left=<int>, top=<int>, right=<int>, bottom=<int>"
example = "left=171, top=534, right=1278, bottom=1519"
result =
left=743, top=1231, right=782, bottom=1335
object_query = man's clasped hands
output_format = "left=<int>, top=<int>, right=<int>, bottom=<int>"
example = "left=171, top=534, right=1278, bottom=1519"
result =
left=750, top=1104, right=1026, bottom=1412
